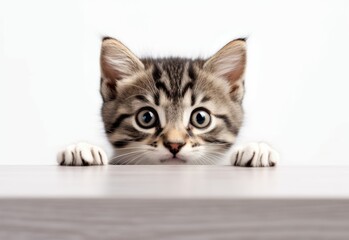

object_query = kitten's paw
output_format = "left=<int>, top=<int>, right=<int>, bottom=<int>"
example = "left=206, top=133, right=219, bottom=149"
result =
left=57, top=143, right=108, bottom=166
left=231, top=142, right=279, bottom=167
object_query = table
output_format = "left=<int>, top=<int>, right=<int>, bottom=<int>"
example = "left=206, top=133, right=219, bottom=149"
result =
left=0, top=165, right=348, bottom=239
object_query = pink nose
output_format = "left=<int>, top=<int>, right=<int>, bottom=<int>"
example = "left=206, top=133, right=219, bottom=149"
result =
left=170, top=143, right=180, bottom=151
left=164, top=141, right=185, bottom=155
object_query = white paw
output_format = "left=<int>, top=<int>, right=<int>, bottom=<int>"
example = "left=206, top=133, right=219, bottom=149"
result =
left=231, top=142, right=279, bottom=167
left=57, top=143, right=108, bottom=166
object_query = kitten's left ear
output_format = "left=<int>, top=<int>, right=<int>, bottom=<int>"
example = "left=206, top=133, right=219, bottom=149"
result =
left=204, top=39, right=246, bottom=102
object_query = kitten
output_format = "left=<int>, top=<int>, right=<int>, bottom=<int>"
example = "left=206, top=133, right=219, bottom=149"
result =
left=57, top=37, right=279, bottom=167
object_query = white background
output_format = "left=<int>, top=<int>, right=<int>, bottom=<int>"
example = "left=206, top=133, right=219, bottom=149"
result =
left=1, top=0, right=348, bottom=165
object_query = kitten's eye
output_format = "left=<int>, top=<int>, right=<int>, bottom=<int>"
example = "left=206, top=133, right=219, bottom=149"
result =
left=136, top=107, right=158, bottom=129
left=190, top=108, right=211, bottom=129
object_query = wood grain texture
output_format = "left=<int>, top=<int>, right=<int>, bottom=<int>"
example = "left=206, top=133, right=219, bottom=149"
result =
left=1, top=199, right=349, bottom=240
left=1, top=166, right=349, bottom=239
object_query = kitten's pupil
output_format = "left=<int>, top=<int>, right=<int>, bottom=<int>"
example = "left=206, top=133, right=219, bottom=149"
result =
left=136, top=107, right=157, bottom=128
left=191, top=108, right=211, bottom=128
left=196, top=112, right=206, bottom=125
left=142, top=112, right=154, bottom=124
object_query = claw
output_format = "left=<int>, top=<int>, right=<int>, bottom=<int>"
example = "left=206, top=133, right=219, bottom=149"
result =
left=231, top=142, right=279, bottom=167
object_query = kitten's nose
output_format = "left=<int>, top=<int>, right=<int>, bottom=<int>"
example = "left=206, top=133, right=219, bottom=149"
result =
left=164, top=141, right=186, bottom=156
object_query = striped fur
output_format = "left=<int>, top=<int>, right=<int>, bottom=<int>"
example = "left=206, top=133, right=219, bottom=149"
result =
left=100, top=38, right=246, bottom=165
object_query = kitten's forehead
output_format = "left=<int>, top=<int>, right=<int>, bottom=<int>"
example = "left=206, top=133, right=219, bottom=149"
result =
left=143, top=57, right=188, bottom=79
left=141, top=58, right=196, bottom=124
left=164, top=103, right=184, bottom=123
left=141, top=57, right=230, bottom=120
left=160, top=58, right=187, bottom=82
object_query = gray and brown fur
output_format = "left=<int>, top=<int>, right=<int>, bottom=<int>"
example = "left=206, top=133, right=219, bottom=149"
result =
left=100, top=37, right=246, bottom=165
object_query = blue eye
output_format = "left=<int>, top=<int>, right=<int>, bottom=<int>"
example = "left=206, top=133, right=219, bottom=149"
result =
left=191, top=108, right=211, bottom=129
left=136, top=107, right=158, bottom=128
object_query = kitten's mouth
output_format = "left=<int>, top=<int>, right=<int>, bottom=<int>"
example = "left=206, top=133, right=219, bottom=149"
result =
left=160, top=157, right=187, bottom=164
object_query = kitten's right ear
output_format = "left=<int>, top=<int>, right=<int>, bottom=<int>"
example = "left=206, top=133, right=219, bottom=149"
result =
left=100, top=37, right=144, bottom=102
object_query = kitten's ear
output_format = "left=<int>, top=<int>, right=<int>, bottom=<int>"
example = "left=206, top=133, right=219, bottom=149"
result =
left=204, top=39, right=246, bottom=102
left=100, top=37, right=144, bottom=102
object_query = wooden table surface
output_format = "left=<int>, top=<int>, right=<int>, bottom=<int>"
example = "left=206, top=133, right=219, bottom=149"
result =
left=0, top=165, right=348, bottom=198
left=1, top=165, right=349, bottom=239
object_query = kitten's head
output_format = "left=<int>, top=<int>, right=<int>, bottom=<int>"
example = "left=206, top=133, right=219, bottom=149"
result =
left=100, top=37, right=246, bottom=164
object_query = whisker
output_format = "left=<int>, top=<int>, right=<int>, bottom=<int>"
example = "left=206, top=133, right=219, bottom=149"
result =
left=122, top=152, right=145, bottom=165
left=192, top=157, right=199, bottom=165
left=110, top=150, right=147, bottom=162
left=117, top=146, right=152, bottom=151
left=133, top=154, right=146, bottom=165
left=205, top=152, right=225, bottom=163
left=196, top=155, right=206, bottom=165
left=204, top=143, right=233, bottom=146
left=200, top=154, right=214, bottom=165
left=205, top=151, right=222, bottom=159
left=204, top=154, right=216, bottom=165
left=207, top=155, right=217, bottom=165
left=205, top=151, right=227, bottom=157
left=112, top=152, right=144, bottom=165
left=118, top=151, right=143, bottom=165
left=200, top=154, right=210, bottom=165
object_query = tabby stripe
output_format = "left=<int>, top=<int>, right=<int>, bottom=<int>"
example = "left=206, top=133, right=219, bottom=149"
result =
left=122, top=125, right=149, bottom=139
left=191, top=94, right=196, bottom=106
left=200, top=136, right=233, bottom=148
left=187, top=127, right=194, bottom=137
left=135, top=95, right=149, bottom=103
left=205, top=125, right=225, bottom=136
left=112, top=136, right=147, bottom=148
left=201, top=96, right=211, bottom=103
left=152, top=64, right=163, bottom=106
left=153, top=92, right=160, bottom=106
left=155, top=81, right=171, bottom=97
left=188, top=63, right=197, bottom=81
left=187, top=63, right=197, bottom=105
left=122, top=125, right=139, bottom=133
left=107, top=114, right=133, bottom=134
left=181, top=82, right=193, bottom=97
left=154, top=127, right=163, bottom=137
left=112, top=141, right=129, bottom=148
left=214, top=114, right=239, bottom=135
left=152, top=64, right=162, bottom=82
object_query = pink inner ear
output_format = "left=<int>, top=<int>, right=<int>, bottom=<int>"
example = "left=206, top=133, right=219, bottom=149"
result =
left=227, top=61, right=245, bottom=101
left=230, top=84, right=240, bottom=95
left=227, top=61, right=245, bottom=84
left=101, top=58, right=122, bottom=81
left=100, top=38, right=144, bottom=82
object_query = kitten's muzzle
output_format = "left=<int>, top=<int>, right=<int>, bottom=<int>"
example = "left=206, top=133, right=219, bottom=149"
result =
left=163, top=141, right=186, bottom=156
